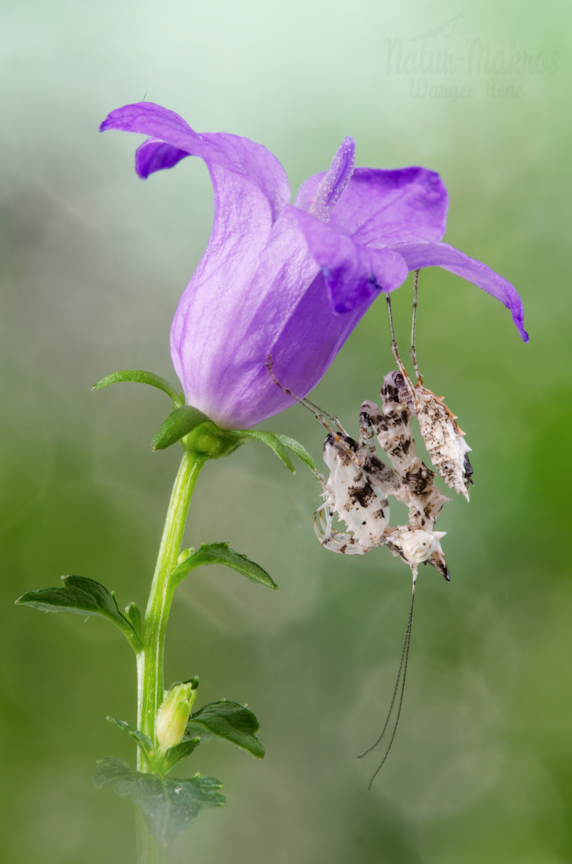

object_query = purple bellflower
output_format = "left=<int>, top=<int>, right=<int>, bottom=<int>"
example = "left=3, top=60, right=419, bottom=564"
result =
left=101, top=103, right=527, bottom=430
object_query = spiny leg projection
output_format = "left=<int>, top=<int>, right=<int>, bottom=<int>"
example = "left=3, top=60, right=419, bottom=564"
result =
left=385, top=274, right=474, bottom=500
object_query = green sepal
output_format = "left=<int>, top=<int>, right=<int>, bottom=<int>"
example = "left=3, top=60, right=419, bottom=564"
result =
left=92, top=370, right=182, bottom=407
left=170, top=542, right=277, bottom=590
left=16, top=576, right=143, bottom=650
left=94, top=758, right=225, bottom=846
left=162, top=737, right=201, bottom=773
left=106, top=717, right=154, bottom=764
left=236, top=429, right=296, bottom=472
left=152, top=406, right=212, bottom=451
left=274, top=433, right=318, bottom=472
left=233, top=430, right=317, bottom=473
left=185, top=700, right=265, bottom=759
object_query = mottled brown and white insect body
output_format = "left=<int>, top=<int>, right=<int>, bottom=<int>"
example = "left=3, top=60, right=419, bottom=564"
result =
left=310, top=273, right=476, bottom=784
left=315, top=433, right=398, bottom=554
left=361, top=373, right=451, bottom=533
left=384, top=526, right=447, bottom=578
left=413, top=384, right=473, bottom=500
left=362, top=373, right=416, bottom=474
left=315, top=390, right=451, bottom=581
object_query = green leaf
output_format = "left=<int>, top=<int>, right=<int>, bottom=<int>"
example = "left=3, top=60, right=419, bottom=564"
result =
left=94, top=758, right=225, bottom=846
left=16, top=576, right=143, bottom=649
left=274, top=433, right=318, bottom=472
left=152, top=406, right=211, bottom=451
left=107, top=717, right=154, bottom=761
left=170, top=542, right=277, bottom=590
left=92, top=370, right=182, bottom=407
left=162, top=737, right=201, bottom=773
left=185, top=700, right=265, bottom=759
left=237, top=429, right=296, bottom=472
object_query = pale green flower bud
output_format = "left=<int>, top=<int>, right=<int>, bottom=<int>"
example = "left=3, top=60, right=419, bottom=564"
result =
left=155, top=683, right=196, bottom=751
left=177, top=547, right=193, bottom=564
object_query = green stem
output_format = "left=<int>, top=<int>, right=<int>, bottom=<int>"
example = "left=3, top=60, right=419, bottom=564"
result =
left=135, top=447, right=205, bottom=864
left=136, top=812, right=167, bottom=864
left=137, top=448, right=205, bottom=753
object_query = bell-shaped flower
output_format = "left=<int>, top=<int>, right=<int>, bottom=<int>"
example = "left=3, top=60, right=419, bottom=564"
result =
left=101, top=103, right=527, bottom=430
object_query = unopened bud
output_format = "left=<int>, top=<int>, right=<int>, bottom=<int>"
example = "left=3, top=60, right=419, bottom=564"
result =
left=178, top=547, right=193, bottom=564
left=155, top=683, right=196, bottom=751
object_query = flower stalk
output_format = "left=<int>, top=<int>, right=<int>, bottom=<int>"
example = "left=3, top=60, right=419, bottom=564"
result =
left=134, top=446, right=204, bottom=863
left=137, top=447, right=206, bottom=764
left=136, top=811, right=166, bottom=864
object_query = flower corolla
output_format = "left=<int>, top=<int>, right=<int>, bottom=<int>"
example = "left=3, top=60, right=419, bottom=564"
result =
left=101, top=103, right=527, bottom=430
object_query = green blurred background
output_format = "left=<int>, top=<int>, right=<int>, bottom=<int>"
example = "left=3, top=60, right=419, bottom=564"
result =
left=1, top=1, right=569, bottom=861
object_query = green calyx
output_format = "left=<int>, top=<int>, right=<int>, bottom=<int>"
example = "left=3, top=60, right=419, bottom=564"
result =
left=184, top=422, right=243, bottom=460
left=153, top=407, right=317, bottom=474
left=91, top=366, right=318, bottom=475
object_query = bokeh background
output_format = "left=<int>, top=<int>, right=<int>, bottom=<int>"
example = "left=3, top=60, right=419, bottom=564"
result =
left=1, top=1, right=569, bottom=861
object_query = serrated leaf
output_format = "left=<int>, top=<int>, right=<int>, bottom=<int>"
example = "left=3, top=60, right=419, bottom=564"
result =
left=237, top=430, right=296, bottom=473
left=152, top=406, right=211, bottom=451
left=170, top=542, right=277, bottom=590
left=275, top=433, right=318, bottom=472
left=107, top=717, right=154, bottom=760
left=185, top=700, right=265, bottom=759
left=16, top=576, right=142, bottom=649
left=163, top=737, right=201, bottom=773
left=92, top=370, right=182, bottom=407
left=94, top=758, right=225, bottom=846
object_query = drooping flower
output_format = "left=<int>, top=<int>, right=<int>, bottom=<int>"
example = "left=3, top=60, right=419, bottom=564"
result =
left=101, top=103, right=527, bottom=430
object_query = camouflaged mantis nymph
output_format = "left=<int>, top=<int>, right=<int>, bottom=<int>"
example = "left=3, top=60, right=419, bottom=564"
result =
left=267, top=270, right=474, bottom=786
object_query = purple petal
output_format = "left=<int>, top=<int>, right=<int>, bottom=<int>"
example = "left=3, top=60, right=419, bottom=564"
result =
left=296, top=166, right=448, bottom=246
left=293, top=209, right=408, bottom=313
left=254, top=270, right=376, bottom=423
left=169, top=159, right=281, bottom=423
left=393, top=241, right=528, bottom=341
left=103, top=104, right=292, bottom=364
left=101, top=102, right=290, bottom=221
left=170, top=205, right=387, bottom=429
left=104, top=101, right=527, bottom=430
left=308, top=137, right=355, bottom=222
left=171, top=207, right=317, bottom=428
left=135, top=138, right=190, bottom=178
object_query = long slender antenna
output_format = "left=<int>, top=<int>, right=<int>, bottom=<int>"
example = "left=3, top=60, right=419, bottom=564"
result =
left=386, top=296, right=416, bottom=405
left=409, top=270, right=423, bottom=384
left=385, top=295, right=407, bottom=378
left=265, top=354, right=347, bottom=438
left=358, top=571, right=417, bottom=788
